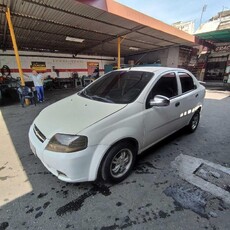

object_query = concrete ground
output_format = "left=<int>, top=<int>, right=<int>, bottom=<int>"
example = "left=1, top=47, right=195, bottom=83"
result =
left=0, top=87, right=230, bottom=230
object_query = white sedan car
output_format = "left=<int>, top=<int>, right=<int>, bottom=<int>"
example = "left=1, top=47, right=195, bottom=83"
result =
left=29, top=67, right=205, bottom=183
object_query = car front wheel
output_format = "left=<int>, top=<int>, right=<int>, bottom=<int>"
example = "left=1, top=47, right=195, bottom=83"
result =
left=101, top=142, right=136, bottom=183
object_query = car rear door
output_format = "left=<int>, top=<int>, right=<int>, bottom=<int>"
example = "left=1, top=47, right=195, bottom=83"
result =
left=176, top=71, right=201, bottom=125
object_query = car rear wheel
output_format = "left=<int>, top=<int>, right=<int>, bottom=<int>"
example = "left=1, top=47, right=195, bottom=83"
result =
left=101, top=142, right=136, bottom=183
left=187, top=111, right=200, bottom=133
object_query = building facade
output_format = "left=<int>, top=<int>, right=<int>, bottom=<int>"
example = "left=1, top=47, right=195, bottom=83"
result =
left=195, top=10, right=230, bottom=82
left=172, top=21, right=195, bottom=35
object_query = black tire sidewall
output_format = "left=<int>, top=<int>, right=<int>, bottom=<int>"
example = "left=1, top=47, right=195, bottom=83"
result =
left=187, top=111, right=200, bottom=133
left=101, top=142, right=136, bottom=183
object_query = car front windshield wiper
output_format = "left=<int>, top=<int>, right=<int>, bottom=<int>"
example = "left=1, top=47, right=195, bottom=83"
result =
left=80, top=91, right=113, bottom=103
left=91, top=95, right=114, bottom=103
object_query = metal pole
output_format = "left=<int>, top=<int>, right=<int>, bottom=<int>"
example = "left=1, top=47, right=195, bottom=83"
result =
left=6, top=7, right=25, bottom=86
left=117, top=37, right=121, bottom=69
left=199, top=5, right=207, bottom=27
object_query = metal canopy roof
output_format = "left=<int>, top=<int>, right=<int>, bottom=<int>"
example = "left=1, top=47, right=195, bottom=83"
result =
left=0, top=0, right=196, bottom=57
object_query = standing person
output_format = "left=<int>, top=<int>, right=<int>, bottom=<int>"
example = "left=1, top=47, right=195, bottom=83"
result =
left=91, top=65, right=99, bottom=79
left=94, top=65, right=99, bottom=79
left=23, top=70, right=45, bottom=102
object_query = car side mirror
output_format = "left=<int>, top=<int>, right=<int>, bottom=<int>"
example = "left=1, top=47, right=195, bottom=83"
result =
left=149, top=95, right=170, bottom=107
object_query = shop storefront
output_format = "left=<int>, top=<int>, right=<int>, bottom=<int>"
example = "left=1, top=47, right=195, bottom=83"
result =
left=204, top=44, right=230, bottom=81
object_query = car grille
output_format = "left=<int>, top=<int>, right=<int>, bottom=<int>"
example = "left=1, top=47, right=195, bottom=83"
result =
left=33, top=125, right=46, bottom=143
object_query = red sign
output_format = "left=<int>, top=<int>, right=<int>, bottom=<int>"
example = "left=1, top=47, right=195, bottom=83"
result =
left=87, top=62, right=99, bottom=75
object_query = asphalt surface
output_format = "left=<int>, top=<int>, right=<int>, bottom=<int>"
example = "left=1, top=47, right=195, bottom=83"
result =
left=0, top=88, right=230, bottom=230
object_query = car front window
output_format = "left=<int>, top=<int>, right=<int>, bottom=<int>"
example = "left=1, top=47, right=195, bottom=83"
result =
left=151, top=72, right=178, bottom=98
left=145, top=72, right=178, bottom=109
left=79, top=70, right=153, bottom=104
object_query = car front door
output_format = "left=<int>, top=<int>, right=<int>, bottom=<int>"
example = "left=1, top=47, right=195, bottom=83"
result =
left=143, top=71, right=183, bottom=149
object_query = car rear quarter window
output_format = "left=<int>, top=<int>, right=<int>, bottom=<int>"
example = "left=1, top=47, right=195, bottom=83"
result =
left=179, top=73, right=196, bottom=93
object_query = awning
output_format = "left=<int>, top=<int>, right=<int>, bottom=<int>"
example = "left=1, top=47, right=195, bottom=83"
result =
left=196, top=29, right=230, bottom=43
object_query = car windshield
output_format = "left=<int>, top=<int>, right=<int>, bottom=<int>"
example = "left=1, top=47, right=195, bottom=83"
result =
left=79, top=70, right=153, bottom=104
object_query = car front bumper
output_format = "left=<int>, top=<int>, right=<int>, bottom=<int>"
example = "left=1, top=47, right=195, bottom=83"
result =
left=29, top=125, right=108, bottom=183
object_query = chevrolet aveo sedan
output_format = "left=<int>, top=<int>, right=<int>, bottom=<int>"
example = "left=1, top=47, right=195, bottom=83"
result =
left=29, top=67, right=205, bottom=183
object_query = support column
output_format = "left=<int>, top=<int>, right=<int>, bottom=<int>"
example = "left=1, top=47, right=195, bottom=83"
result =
left=6, top=7, right=25, bottom=86
left=117, top=37, right=121, bottom=69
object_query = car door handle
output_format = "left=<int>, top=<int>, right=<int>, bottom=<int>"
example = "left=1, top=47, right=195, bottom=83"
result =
left=175, top=102, right=180, bottom=107
left=195, top=94, right=199, bottom=97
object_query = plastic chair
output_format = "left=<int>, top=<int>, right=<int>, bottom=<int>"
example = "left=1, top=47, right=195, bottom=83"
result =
left=17, top=86, right=36, bottom=107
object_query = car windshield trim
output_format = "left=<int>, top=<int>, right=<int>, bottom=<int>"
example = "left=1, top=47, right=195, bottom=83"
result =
left=79, top=70, right=153, bottom=104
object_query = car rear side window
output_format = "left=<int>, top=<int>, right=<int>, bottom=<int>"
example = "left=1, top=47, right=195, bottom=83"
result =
left=151, top=72, right=178, bottom=98
left=179, top=73, right=196, bottom=93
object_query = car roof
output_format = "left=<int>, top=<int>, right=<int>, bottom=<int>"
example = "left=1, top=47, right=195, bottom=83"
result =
left=115, top=66, right=190, bottom=75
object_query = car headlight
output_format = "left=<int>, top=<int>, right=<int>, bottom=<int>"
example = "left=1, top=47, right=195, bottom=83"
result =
left=46, top=134, right=88, bottom=153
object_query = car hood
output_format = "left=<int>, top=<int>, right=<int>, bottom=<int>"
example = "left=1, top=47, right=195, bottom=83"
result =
left=33, top=94, right=127, bottom=139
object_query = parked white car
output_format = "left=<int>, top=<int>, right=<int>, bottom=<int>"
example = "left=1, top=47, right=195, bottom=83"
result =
left=29, top=67, right=205, bottom=183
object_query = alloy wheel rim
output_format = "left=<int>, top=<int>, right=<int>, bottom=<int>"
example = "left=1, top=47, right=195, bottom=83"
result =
left=191, top=113, right=199, bottom=130
left=110, top=148, right=133, bottom=178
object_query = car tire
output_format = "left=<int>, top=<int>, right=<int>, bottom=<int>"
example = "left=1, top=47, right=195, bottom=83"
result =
left=187, top=111, right=200, bottom=133
left=101, top=142, right=137, bottom=183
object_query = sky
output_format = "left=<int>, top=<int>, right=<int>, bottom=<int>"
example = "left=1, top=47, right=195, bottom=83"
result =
left=115, top=0, right=230, bottom=30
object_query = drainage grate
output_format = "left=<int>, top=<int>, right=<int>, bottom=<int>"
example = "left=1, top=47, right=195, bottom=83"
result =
left=194, top=163, right=230, bottom=192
